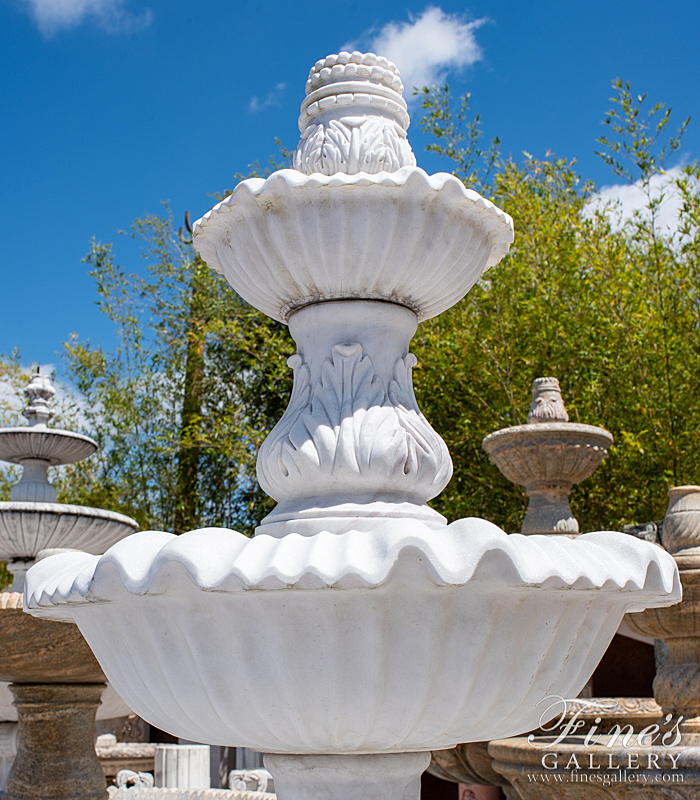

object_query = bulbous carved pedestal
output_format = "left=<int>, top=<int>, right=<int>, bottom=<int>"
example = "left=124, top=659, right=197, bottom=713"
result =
left=256, top=301, right=451, bottom=537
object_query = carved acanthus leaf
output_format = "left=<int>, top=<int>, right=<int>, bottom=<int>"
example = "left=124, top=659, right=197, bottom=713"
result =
left=257, top=344, right=451, bottom=502
left=293, top=118, right=416, bottom=176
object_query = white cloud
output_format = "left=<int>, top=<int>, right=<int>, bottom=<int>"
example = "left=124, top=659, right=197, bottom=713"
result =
left=19, top=0, right=152, bottom=36
left=248, top=82, right=287, bottom=114
left=360, top=7, right=486, bottom=95
left=588, top=166, right=694, bottom=235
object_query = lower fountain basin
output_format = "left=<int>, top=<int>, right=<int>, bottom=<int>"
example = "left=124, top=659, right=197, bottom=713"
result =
left=24, top=520, right=679, bottom=753
left=0, top=592, right=105, bottom=683
left=0, top=502, right=138, bottom=560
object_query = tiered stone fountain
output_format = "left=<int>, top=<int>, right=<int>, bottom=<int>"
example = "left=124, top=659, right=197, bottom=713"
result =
left=25, top=52, right=680, bottom=800
left=0, top=372, right=137, bottom=800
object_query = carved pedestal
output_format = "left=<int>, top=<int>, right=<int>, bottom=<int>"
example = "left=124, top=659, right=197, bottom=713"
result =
left=4, top=683, right=108, bottom=800
left=256, top=300, right=451, bottom=537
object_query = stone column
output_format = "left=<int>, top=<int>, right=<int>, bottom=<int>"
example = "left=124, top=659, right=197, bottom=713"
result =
left=626, top=486, right=700, bottom=735
left=4, top=683, right=108, bottom=800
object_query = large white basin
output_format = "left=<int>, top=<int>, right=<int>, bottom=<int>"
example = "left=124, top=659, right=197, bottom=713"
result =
left=25, top=520, right=679, bottom=753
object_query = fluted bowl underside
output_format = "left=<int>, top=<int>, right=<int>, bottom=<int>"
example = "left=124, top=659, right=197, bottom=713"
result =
left=0, top=503, right=138, bottom=560
left=0, top=428, right=97, bottom=466
left=192, top=167, right=514, bottom=323
left=25, top=521, right=679, bottom=753
left=482, top=423, right=613, bottom=487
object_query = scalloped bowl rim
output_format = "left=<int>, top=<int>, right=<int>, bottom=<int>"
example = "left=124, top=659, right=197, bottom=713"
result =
left=192, top=167, right=513, bottom=234
left=25, top=519, right=680, bottom=616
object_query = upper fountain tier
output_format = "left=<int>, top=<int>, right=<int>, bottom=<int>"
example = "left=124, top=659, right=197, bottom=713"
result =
left=0, top=372, right=97, bottom=476
left=192, top=51, right=514, bottom=324
left=0, top=372, right=137, bottom=561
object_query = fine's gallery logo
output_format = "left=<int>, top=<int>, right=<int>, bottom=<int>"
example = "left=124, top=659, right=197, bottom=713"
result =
left=523, top=696, right=685, bottom=786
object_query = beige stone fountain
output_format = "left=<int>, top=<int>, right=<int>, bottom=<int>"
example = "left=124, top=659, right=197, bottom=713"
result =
left=0, top=371, right=137, bottom=800
left=482, top=377, right=613, bottom=535
left=430, top=378, right=667, bottom=797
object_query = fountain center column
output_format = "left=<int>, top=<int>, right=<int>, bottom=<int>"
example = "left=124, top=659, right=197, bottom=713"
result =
left=265, top=753, right=431, bottom=800
left=256, top=300, right=452, bottom=537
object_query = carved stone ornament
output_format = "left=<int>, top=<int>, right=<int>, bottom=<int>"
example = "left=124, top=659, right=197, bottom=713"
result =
left=293, top=52, right=416, bottom=176
left=256, top=301, right=451, bottom=535
left=527, top=377, right=569, bottom=424
left=26, top=49, right=682, bottom=800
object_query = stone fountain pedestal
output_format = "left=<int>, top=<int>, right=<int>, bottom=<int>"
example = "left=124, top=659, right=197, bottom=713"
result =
left=0, top=372, right=137, bottom=800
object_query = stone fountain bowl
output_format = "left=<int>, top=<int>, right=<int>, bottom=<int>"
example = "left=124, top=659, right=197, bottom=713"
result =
left=0, top=503, right=138, bottom=560
left=482, top=422, right=613, bottom=487
left=191, top=167, right=514, bottom=324
left=0, top=592, right=105, bottom=684
left=0, top=428, right=97, bottom=465
left=25, top=520, right=679, bottom=754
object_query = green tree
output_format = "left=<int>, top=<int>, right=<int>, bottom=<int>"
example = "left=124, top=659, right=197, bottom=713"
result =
left=412, top=81, right=699, bottom=532
left=60, top=208, right=294, bottom=535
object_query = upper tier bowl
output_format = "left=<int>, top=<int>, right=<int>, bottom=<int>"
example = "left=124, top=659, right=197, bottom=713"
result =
left=482, top=422, right=614, bottom=487
left=192, top=167, right=514, bottom=323
left=0, top=428, right=97, bottom=466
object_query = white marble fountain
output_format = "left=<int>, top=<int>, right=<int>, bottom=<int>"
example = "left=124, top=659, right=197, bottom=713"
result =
left=25, top=52, right=681, bottom=800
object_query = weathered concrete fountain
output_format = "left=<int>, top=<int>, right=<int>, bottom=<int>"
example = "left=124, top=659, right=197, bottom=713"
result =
left=24, top=52, right=680, bottom=800
left=429, top=378, right=656, bottom=796
left=0, top=371, right=137, bottom=800
left=482, top=376, right=613, bottom=536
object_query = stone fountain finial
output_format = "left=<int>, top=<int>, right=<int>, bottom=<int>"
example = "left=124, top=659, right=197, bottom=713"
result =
left=21, top=369, right=55, bottom=428
left=526, top=376, right=569, bottom=424
left=293, top=51, right=416, bottom=175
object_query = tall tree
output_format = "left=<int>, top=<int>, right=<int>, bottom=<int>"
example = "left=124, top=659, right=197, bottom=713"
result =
left=412, top=81, right=699, bottom=532
left=60, top=208, right=294, bottom=534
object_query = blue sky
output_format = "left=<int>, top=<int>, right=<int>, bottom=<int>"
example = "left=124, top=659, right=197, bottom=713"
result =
left=1, top=0, right=698, bottom=368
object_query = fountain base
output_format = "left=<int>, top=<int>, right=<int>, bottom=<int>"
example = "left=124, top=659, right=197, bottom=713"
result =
left=265, top=753, right=430, bottom=800
left=4, top=683, right=108, bottom=800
